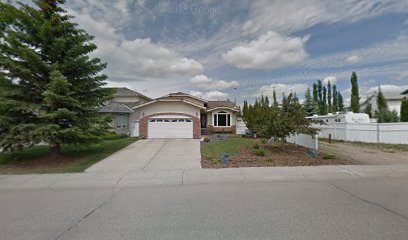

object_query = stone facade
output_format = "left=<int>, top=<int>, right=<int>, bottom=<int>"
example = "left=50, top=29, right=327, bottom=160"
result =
left=139, top=112, right=201, bottom=139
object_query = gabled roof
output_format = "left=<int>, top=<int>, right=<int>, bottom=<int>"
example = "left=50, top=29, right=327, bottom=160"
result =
left=206, top=100, right=240, bottom=112
left=106, top=87, right=151, bottom=100
left=158, top=92, right=207, bottom=103
left=133, top=99, right=206, bottom=110
left=99, top=102, right=133, bottom=113
left=401, top=89, right=408, bottom=95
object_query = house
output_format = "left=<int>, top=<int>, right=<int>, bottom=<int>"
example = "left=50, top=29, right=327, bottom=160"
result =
left=99, top=88, right=151, bottom=135
left=132, top=92, right=242, bottom=139
left=360, top=89, right=408, bottom=117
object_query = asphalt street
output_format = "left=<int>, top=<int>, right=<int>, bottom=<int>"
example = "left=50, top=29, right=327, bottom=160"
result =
left=1, top=177, right=408, bottom=240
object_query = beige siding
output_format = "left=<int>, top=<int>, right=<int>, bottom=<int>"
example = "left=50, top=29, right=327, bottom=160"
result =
left=135, top=101, right=201, bottom=119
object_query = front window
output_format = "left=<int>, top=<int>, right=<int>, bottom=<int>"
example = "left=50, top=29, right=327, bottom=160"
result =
left=116, top=114, right=128, bottom=128
left=214, top=111, right=231, bottom=127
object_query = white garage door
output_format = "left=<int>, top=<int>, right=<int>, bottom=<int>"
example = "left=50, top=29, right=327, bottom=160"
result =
left=148, top=117, right=193, bottom=139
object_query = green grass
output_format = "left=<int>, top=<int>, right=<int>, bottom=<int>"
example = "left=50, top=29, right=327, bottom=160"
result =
left=0, top=137, right=137, bottom=174
left=320, top=138, right=408, bottom=152
left=201, top=135, right=258, bottom=160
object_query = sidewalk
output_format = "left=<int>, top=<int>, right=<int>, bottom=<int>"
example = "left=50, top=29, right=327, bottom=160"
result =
left=1, top=164, right=408, bottom=190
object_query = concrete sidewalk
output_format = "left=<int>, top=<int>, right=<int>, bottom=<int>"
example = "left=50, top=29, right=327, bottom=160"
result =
left=1, top=164, right=408, bottom=189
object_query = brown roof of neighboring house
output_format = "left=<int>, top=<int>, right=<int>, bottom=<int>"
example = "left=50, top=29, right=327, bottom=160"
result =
left=99, top=102, right=133, bottom=113
left=106, top=87, right=151, bottom=100
left=207, top=100, right=239, bottom=111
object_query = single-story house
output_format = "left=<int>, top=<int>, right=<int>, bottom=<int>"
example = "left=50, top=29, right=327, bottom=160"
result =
left=100, top=90, right=244, bottom=138
left=133, top=92, right=243, bottom=139
left=99, top=87, right=151, bottom=135
left=360, top=89, right=408, bottom=117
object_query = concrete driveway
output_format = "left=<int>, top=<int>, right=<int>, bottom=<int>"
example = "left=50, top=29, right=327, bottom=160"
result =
left=86, top=139, right=201, bottom=173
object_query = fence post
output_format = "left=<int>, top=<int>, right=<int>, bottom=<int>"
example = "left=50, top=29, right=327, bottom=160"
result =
left=376, top=123, right=380, bottom=143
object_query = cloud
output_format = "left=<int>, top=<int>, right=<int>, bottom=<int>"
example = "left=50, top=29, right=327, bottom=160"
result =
left=189, top=90, right=228, bottom=100
left=323, top=76, right=337, bottom=85
left=345, top=55, right=361, bottom=64
left=222, top=31, right=309, bottom=69
left=397, top=71, right=408, bottom=80
left=256, top=83, right=309, bottom=97
left=190, top=74, right=238, bottom=90
left=368, top=85, right=408, bottom=93
left=68, top=9, right=203, bottom=82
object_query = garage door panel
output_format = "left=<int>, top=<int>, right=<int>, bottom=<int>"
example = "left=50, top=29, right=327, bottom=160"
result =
left=148, top=118, right=193, bottom=139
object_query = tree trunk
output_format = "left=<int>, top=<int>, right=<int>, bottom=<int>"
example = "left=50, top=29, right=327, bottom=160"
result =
left=50, top=143, right=61, bottom=157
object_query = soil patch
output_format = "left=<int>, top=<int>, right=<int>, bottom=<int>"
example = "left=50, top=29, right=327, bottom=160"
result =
left=0, top=155, right=80, bottom=174
left=201, top=142, right=353, bottom=168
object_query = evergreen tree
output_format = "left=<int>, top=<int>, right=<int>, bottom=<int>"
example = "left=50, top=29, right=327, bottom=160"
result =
left=272, top=89, right=278, bottom=108
left=317, top=80, right=323, bottom=114
left=337, top=92, right=345, bottom=112
left=312, top=83, right=319, bottom=114
left=322, top=86, right=328, bottom=115
left=332, top=85, right=338, bottom=113
left=327, top=81, right=332, bottom=113
left=401, top=97, right=408, bottom=122
left=364, top=103, right=372, bottom=118
left=374, top=87, right=399, bottom=123
left=242, top=100, right=248, bottom=117
left=0, top=1, right=112, bottom=154
left=304, top=87, right=314, bottom=116
left=350, top=72, right=360, bottom=113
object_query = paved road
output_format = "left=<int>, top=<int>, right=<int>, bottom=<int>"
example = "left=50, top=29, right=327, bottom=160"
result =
left=1, top=177, right=408, bottom=240
left=86, top=139, right=201, bottom=172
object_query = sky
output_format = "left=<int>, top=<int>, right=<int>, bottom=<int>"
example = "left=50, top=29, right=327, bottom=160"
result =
left=17, top=0, right=408, bottom=104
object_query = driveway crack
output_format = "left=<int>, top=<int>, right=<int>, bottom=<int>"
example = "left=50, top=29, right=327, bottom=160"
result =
left=53, top=187, right=124, bottom=240
left=328, top=183, right=408, bottom=221
left=141, top=140, right=168, bottom=171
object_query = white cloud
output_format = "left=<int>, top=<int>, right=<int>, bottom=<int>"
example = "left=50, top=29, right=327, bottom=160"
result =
left=222, top=31, right=309, bottom=69
left=189, top=90, right=228, bottom=100
left=397, top=71, right=408, bottom=80
left=256, top=83, right=308, bottom=97
left=68, top=9, right=203, bottom=82
left=190, top=74, right=238, bottom=90
left=368, top=85, right=408, bottom=94
left=345, top=55, right=361, bottom=64
left=323, top=76, right=337, bottom=85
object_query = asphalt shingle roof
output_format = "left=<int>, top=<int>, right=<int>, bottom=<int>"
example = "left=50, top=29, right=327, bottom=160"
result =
left=99, top=102, right=133, bottom=113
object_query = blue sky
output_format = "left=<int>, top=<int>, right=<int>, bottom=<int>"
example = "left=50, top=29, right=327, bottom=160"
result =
left=22, top=0, right=408, bottom=104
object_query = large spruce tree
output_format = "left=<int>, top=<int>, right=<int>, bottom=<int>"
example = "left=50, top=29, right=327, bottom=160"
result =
left=0, top=1, right=112, bottom=154
left=374, top=87, right=399, bottom=123
left=350, top=72, right=360, bottom=113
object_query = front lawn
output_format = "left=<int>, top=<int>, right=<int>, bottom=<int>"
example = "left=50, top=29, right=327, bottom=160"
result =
left=0, top=137, right=137, bottom=174
left=201, top=135, right=353, bottom=168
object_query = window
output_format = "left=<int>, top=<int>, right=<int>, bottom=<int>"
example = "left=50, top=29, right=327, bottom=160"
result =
left=116, top=114, right=128, bottom=128
left=213, top=111, right=231, bottom=127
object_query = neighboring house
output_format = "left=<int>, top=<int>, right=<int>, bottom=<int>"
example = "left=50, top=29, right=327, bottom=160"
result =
left=99, top=88, right=151, bottom=135
left=132, top=92, right=242, bottom=139
left=360, top=89, right=408, bottom=117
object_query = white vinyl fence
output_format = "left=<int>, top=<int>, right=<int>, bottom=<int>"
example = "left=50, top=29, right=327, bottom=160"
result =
left=286, top=134, right=319, bottom=150
left=316, top=122, right=408, bottom=144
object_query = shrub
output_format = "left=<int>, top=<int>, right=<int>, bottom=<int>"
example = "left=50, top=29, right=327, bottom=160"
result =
left=203, top=137, right=211, bottom=143
left=323, top=154, right=335, bottom=160
left=252, top=149, right=266, bottom=156
left=211, top=158, right=220, bottom=164
left=252, top=144, right=260, bottom=149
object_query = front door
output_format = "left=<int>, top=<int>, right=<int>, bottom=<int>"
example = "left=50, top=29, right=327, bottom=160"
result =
left=200, top=114, right=207, bottom=128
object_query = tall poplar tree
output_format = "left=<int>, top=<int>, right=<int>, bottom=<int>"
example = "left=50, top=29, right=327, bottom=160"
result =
left=312, top=83, right=319, bottom=114
left=304, top=87, right=314, bottom=116
left=401, top=97, right=408, bottom=122
left=0, top=1, right=112, bottom=154
left=327, top=81, right=332, bottom=113
left=332, top=84, right=338, bottom=113
left=350, top=72, right=360, bottom=113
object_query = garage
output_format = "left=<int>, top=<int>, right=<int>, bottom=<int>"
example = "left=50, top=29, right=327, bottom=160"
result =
left=148, top=116, right=193, bottom=139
